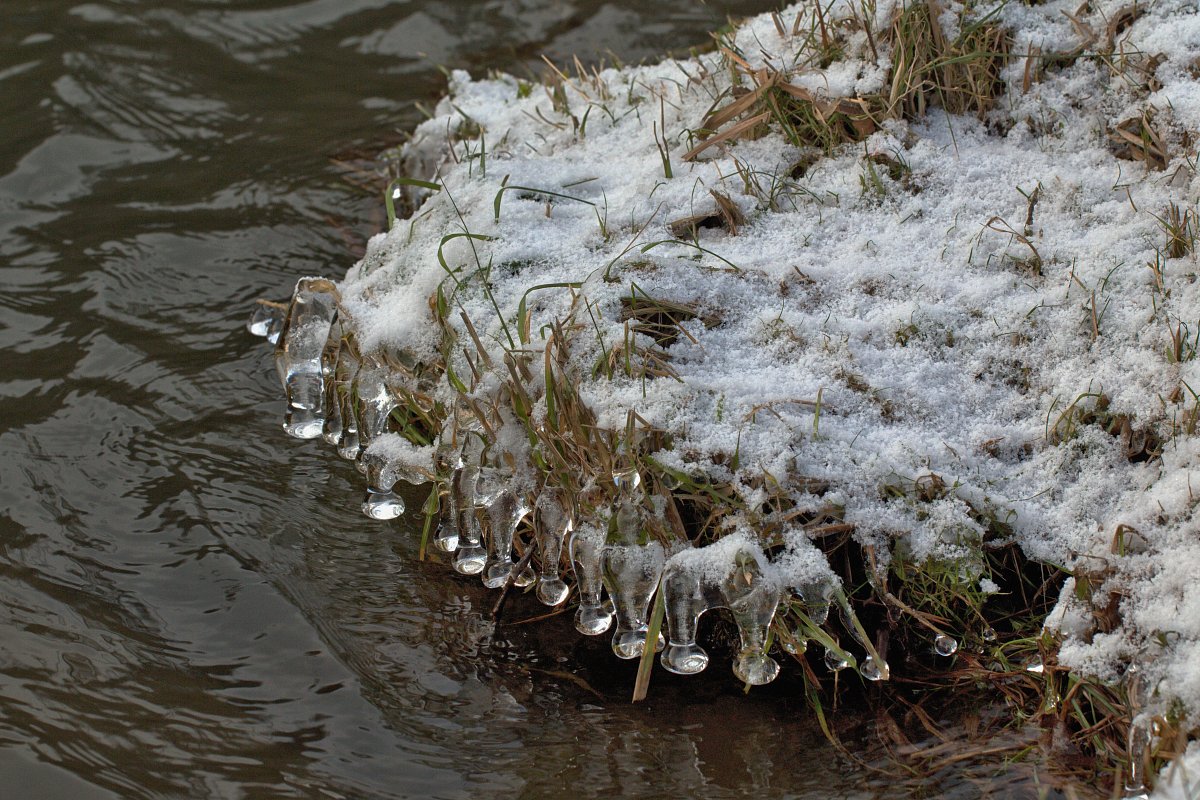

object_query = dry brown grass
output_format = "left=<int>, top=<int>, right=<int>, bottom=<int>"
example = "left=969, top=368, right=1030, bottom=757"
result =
left=683, top=0, right=1009, bottom=160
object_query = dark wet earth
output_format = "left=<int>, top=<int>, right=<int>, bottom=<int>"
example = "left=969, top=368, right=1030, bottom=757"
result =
left=0, top=2, right=1080, bottom=798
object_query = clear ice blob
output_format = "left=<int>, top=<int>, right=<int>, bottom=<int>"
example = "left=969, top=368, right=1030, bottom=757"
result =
left=796, top=579, right=833, bottom=625
left=533, top=487, right=572, bottom=606
left=783, top=637, right=807, bottom=656
left=360, top=449, right=405, bottom=521
left=859, top=655, right=887, bottom=682
left=569, top=523, right=613, bottom=636
left=934, top=633, right=959, bottom=656
left=824, top=647, right=850, bottom=672
left=362, top=489, right=405, bottom=520
left=433, top=517, right=460, bottom=554
left=247, top=302, right=285, bottom=341
left=274, top=278, right=338, bottom=439
left=722, top=546, right=781, bottom=686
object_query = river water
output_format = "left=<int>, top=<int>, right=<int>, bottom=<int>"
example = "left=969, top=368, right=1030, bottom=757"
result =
left=0, top=2, right=1077, bottom=798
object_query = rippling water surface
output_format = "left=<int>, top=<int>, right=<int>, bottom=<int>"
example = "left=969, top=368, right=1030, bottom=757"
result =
left=0, top=2, right=1068, bottom=798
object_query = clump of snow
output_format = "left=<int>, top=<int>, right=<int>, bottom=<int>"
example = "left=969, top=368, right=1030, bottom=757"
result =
left=335, top=0, right=1200, bottom=773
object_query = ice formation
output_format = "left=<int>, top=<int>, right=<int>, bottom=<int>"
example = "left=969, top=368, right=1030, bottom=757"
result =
left=250, top=0, right=1200, bottom=790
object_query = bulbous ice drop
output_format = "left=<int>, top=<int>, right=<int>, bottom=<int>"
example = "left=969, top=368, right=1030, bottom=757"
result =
left=796, top=579, right=833, bottom=625
left=533, top=487, right=572, bottom=606
left=783, top=637, right=807, bottom=655
left=824, top=648, right=850, bottom=671
left=275, top=278, right=338, bottom=439
left=601, top=537, right=666, bottom=659
left=660, top=559, right=712, bottom=675
left=722, top=546, right=781, bottom=686
left=359, top=450, right=405, bottom=521
left=612, top=467, right=642, bottom=495
left=934, top=633, right=959, bottom=656
left=451, top=434, right=487, bottom=575
left=859, top=655, right=887, bottom=681
left=569, top=523, right=613, bottom=635
left=362, top=489, right=405, bottom=520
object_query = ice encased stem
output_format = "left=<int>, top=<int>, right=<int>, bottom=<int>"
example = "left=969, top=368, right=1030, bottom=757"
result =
left=569, top=522, right=612, bottom=635
left=660, top=559, right=711, bottom=675
left=722, top=547, right=782, bottom=685
left=600, top=469, right=665, bottom=659
left=476, top=466, right=533, bottom=589
left=534, top=487, right=572, bottom=606
left=275, top=278, right=338, bottom=439
left=451, top=433, right=487, bottom=575
left=352, top=364, right=399, bottom=457
left=431, top=427, right=463, bottom=553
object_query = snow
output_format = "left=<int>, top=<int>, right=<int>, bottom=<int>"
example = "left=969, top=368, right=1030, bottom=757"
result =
left=334, top=0, right=1200, bottom=769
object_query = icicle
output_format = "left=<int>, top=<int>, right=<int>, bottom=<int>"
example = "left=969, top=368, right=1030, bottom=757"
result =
left=351, top=363, right=399, bottom=454
left=451, top=432, right=487, bottom=575
left=1124, top=715, right=1152, bottom=800
left=569, top=522, right=613, bottom=635
left=721, top=546, right=782, bottom=686
left=319, top=319, right=345, bottom=446
left=533, top=487, right=572, bottom=606
left=431, top=424, right=463, bottom=553
left=274, top=278, right=338, bottom=439
left=476, top=464, right=534, bottom=589
left=331, top=346, right=361, bottom=459
left=322, top=379, right=344, bottom=446
left=601, top=468, right=665, bottom=659
left=660, top=558, right=715, bottom=675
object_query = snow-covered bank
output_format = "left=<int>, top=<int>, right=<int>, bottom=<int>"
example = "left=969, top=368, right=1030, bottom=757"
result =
left=256, top=0, right=1200, bottom=791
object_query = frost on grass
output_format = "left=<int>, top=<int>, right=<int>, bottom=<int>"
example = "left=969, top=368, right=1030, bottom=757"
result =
left=259, top=0, right=1200, bottom=790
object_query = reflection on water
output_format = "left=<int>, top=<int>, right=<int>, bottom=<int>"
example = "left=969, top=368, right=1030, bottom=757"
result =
left=0, top=1, right=1074, bottom=798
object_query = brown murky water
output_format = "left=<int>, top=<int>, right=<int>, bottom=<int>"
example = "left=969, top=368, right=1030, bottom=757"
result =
left=0, top=2, right=1081, bottom=798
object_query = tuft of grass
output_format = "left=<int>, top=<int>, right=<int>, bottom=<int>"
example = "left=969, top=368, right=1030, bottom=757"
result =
left=1110, top=109, right=1169, bottom=169
left=1155, top=202, right=1197, bottom=259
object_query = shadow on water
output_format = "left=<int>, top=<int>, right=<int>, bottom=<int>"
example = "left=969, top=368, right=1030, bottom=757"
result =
left=0, top=1, right=1089, bottom=797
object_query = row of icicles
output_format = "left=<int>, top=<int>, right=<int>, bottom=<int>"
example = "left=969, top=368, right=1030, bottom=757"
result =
left=249, top=278, right=961, bottom=685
